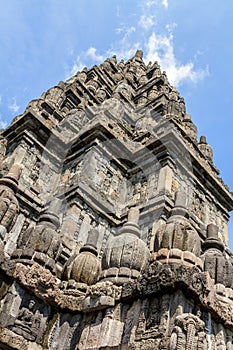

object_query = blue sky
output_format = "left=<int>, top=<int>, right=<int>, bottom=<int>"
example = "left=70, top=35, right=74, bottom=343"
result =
left=1, top=0, right=233, bottom=246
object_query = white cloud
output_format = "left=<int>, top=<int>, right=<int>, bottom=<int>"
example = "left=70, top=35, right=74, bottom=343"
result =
left=68, top=27, right=208, bottom=88
left=116, top=26, right=136, bottom=37
left=145, top=0, right=156, bottom=7
left=66, top=56, right=85, bottom=78
left=67, top=45, right=108, bottom=78
left=68, top=48, right=74, bottom=56
left=139, top=15, right=155, bottom=31
left=66, top=4, right=207, bottom=89
left=111, top=25, right=140, bottom=60
left=162, top=0, right=168, bottom=8
left=67, top=48, right=104, bottom=78
left=145, top=31, right=208, bottom=87
left=107, top=43, right=141, bottom=63
left=8, top=97, right=20, bottom=114
left=166, top=22, right=177, bottom=33
left=144, top=0, right=168, bottom=8
left=86, top=47, right=104, bottom=62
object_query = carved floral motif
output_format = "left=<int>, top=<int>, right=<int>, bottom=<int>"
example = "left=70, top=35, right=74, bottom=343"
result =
left=14, top=263, right=58, bottom=298
left=88, top=281, right=122, bottom=300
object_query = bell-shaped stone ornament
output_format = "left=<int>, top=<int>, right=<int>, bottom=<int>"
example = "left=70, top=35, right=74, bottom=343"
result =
left=11, top=198, right=62, bottom=275
left=100, top=207, right=150, bottom=285
left=153, top=189, right=202, bottom=269
left=201, top=224, right=233, bottom=288
left=62, top=227, right=101, bottom=286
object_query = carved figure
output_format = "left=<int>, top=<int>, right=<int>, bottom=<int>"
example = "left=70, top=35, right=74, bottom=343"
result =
left=15, top=300, right=35, bottom=327
left=113, top=81, right=133, bottom=101
left=169, top=311, right=207, bottom=350
left=76, top=68, right=87, bottom=84
left=40, top=81, right=65, bottom=109
left=11, top=299, right=41, bottom=341
left=96, top=88, right=107, bottom=102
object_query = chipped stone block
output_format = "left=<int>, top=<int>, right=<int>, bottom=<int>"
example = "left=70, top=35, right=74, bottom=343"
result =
left=82, top=295, right=115, bottom=312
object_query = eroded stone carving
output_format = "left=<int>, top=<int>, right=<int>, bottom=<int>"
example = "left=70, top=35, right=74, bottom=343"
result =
left=13, top=263, right=57, bottom=307
left=11, top=299, right=41, bottom=341
left=169, top=311, right=207, bottom=350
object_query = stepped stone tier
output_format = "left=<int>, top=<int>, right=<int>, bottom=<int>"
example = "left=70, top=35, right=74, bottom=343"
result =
left=0, top=50, right=233, bottom=349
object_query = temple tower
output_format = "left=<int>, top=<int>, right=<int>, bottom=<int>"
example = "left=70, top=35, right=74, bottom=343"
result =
left=0, top=51, right=232, bottom=349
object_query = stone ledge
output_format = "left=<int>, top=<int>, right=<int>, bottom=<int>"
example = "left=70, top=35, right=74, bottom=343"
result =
left=0, top=327, right=46, bottom=350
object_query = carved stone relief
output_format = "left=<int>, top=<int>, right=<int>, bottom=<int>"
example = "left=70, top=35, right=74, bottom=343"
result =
left=169, top=311, right=207, bottom=350
left=191, top=191, right=205, bottom=222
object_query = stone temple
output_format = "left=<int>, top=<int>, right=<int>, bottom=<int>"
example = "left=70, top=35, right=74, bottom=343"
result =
left=0, top=50, right=233, bottom=350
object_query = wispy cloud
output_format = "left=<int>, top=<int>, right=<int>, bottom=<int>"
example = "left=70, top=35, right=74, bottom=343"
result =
left=8, top=97, right=20, bottom=114
left=116, top=26, right=136, bottom=37
left=162, top=0, right=168, bottom=8
left=166, top=22, right=177, bottom=33
left=68, top=25, right=139, bottom=78
left=68, top=27, right=208, bottom=88
left=145, top=0, right=156, bottom=7
left=139, top=15, right=156, bottom=31
left=67, top=47, right=105, bottom=78
left=145, top=31, right=209, bottom=86
left=116, top=5, right=120, bottom=17
left=66, top=57, right=85, bottom=78
left=145, top=0, right=168, bottom=8
left=66, top=1, right=207, bottom=88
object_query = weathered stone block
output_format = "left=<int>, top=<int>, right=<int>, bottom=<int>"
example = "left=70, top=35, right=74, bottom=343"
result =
left=82, top=295, right=115, bottom=312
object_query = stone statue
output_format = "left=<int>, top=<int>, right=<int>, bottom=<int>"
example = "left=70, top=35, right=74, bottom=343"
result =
left=11, top=299, right=41, bottom=341
left=198, top=136, right=213, bottom=162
